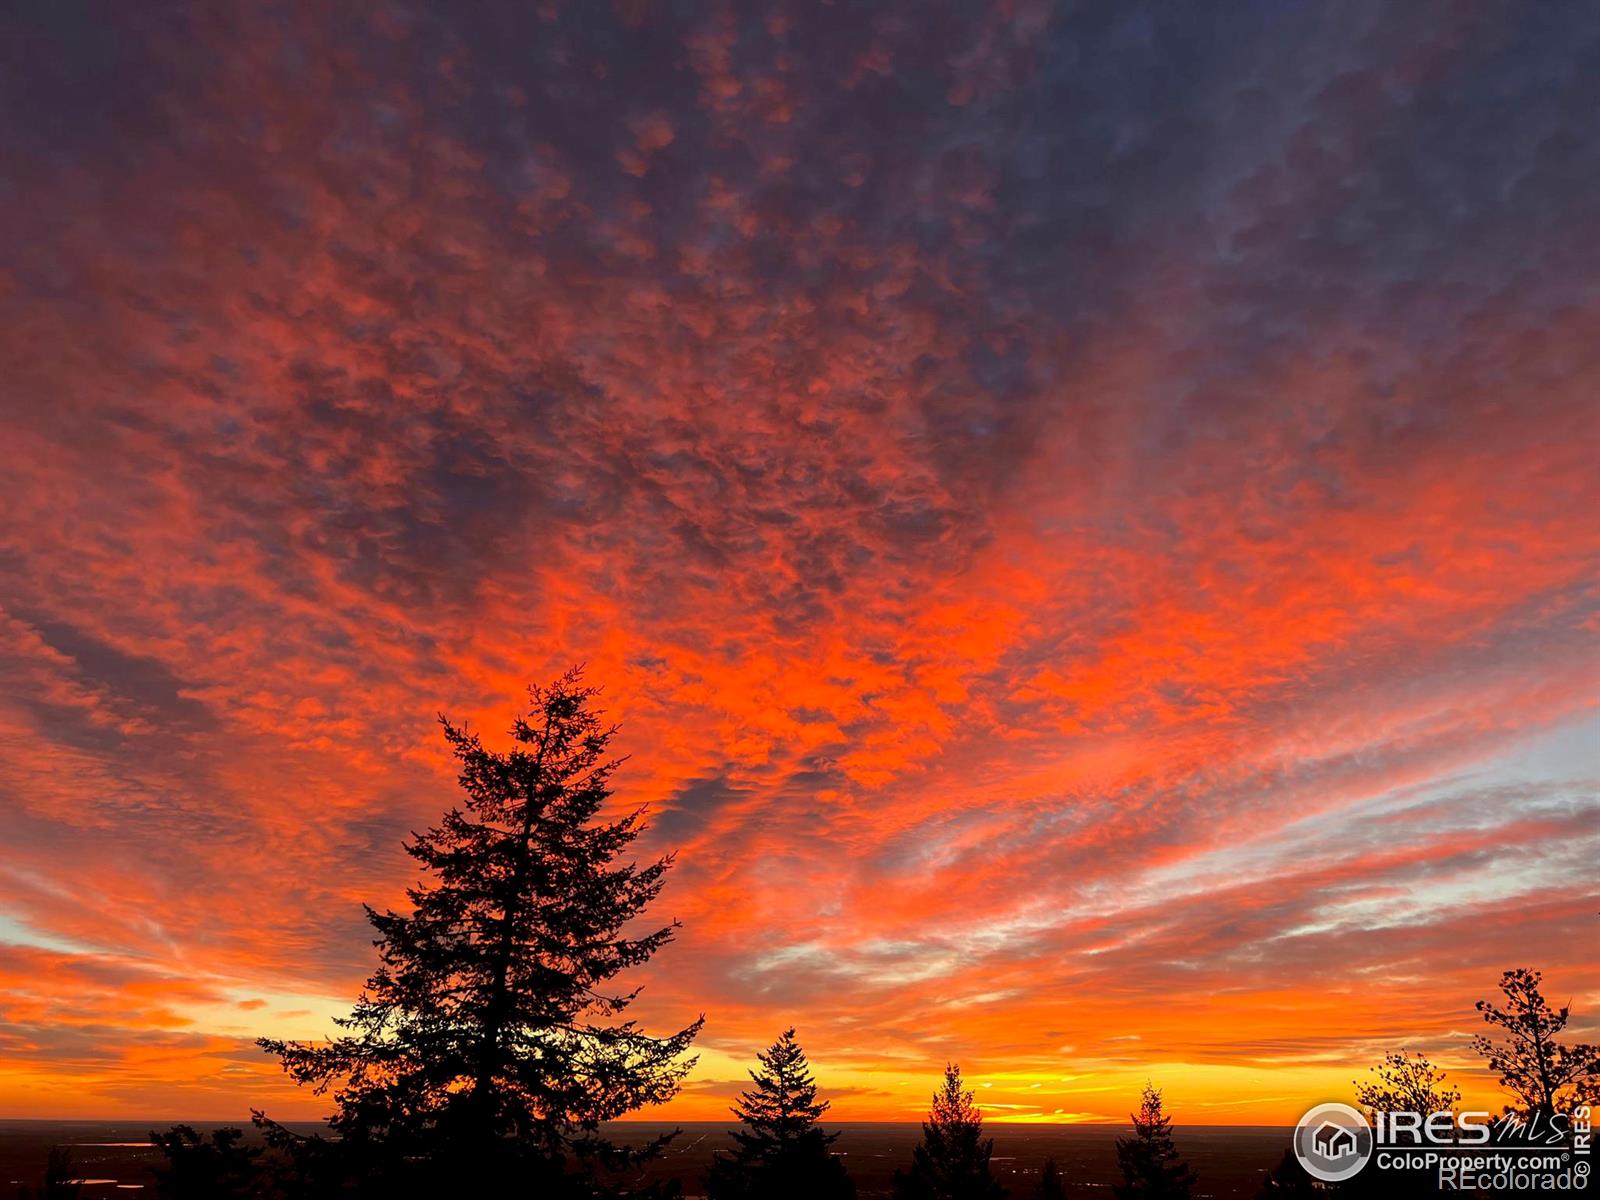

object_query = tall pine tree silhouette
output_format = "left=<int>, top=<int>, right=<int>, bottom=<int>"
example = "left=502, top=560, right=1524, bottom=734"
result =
left=894, top=1064, right=1006, bottom=1200
left=1114, top=1084, right=1196, bottom=1200
left=257, top=670, right=702, bottom=1197
left=705, top=1028, right=855, bottom=1200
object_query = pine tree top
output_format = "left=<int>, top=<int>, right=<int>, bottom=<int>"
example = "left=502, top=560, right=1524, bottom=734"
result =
left=708, top=1029, right=854, bottom=1198
left=1114, top=1083, right=1196, bottom=1200
left=729, top=1028, right=835, bottom=1147
left=1131, top=1083, right=1172, bottom=1138
left=895, top=1064, right=1003, bottom=1200
left=926, top=1063, right=985, bottom=1135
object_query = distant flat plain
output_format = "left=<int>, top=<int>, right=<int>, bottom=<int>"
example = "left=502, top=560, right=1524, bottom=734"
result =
left=0, top=1120, right=1294, bottom=1197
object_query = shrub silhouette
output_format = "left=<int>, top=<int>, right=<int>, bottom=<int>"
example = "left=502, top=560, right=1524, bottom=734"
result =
left=21, top=1148, right=81, bottom=1200
left=1035, top=1157, right=1066, bottom=1200
left=148, top=1126, right=259, bottom=1200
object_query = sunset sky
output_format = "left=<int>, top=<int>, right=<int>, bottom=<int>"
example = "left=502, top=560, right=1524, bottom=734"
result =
left=1, top=1, right=1597, bottom=1127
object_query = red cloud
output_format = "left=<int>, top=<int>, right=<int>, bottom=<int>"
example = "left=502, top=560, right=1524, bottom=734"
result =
left=0, top=0, right=1596, bottom=1123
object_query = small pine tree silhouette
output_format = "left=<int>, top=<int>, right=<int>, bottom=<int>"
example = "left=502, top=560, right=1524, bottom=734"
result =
left=705, top=1028, right=855, bottom=1200
left=894, top=1063, right=1006, bottom=1199
left=1113, top=1083, right=1196, bottom=1200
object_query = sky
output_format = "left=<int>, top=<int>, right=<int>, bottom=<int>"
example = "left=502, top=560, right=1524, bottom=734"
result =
left=0, top=0, right=1597, bottom=1126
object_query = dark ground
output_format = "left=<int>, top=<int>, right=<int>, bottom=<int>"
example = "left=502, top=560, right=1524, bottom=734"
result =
left=1, top=1120, right=1293, bottom=1197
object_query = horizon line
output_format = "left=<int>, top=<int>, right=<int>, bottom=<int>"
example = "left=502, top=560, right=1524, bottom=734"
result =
left=0, top=1116, right=1297, bottom=1129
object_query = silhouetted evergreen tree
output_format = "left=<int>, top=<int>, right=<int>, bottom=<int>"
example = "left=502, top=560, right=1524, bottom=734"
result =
left=894, top=1064, right=1006, bottom=1200
left=256, top=670, right=703, bottom=1198
left=1113, top=1084, right=1195, bottom=1200
left=1035, top=1157, right=1066, bottom=1200
left=149, top=1126, right=259, bottom=1200
left=1473, top=968, right=1600, bottom=1119
left=705, top=1028, right=855, bottom=1200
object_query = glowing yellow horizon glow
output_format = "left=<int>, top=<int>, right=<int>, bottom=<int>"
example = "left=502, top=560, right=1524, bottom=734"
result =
left=0, top=968, right=1529, bottom=1126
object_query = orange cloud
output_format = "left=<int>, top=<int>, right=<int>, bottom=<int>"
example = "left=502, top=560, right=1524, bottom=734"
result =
left=0, top=0, right=1596, bottom=1125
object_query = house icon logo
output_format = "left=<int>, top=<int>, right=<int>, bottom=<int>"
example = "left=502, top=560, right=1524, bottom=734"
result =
left=1313, top=1121, right=1356, bottom=1158
left=1293, top=1103, right=1373, bottom=1182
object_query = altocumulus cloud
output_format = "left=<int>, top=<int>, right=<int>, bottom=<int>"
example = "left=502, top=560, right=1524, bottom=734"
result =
left=0, top=0, right=1597, bottom=1121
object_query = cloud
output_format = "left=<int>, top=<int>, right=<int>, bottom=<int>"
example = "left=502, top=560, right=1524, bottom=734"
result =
left=0, top=0, right=1596, bottom=1122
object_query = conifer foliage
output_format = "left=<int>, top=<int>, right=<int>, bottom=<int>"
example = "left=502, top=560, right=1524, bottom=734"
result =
left=256, top=669, right=703, bottom=1196
left=1113, top=1084, right=1195, bottom=1200
left=705, top=1028, right=855, bottom=1200
left=895, top=1063, right=1006, bottom=1200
